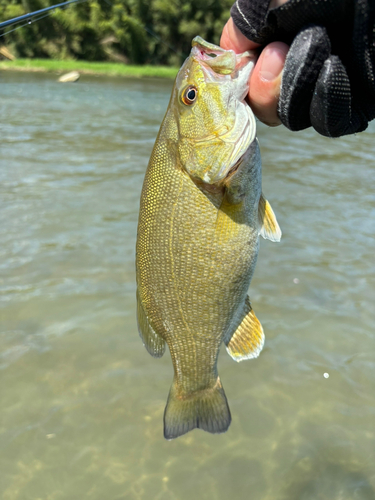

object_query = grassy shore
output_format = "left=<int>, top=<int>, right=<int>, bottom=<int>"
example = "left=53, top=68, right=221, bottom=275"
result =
left=0, top=58, right=179, bottom=79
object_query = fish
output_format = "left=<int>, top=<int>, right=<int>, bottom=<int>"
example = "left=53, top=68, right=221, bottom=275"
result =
left=135, top=36, right=281, bottom=440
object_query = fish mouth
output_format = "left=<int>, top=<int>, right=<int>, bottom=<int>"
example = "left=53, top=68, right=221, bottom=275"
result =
left=192, top=38, right=236, bottom=75
left=192, top=36, right=256, bottom=76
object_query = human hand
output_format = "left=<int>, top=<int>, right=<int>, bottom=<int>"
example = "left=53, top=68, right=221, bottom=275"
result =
left=220, top=12, right=288, bottom=127
left=222, top=0, right=375, bottom=138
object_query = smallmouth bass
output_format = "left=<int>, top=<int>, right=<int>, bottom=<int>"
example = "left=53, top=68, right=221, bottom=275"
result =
left=136, top=37, right=281, bottom=440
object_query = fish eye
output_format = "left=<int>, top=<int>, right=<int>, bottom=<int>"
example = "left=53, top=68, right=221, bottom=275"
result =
left=182, top=86, right=198, bottom=105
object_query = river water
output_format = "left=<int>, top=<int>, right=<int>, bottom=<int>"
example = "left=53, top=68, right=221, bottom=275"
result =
left=1, top=71, right=374, bottom=500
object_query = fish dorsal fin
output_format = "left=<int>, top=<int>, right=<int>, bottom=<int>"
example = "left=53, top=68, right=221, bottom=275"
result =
left=136, top=289, right=165, bottom=358
left=225, top=297, right=264, bottom=362
left=258, top=193, right=282, bottom=242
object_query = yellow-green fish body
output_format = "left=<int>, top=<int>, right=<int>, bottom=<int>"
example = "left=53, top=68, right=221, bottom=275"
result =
left=136, top=37, right=281, bottom=439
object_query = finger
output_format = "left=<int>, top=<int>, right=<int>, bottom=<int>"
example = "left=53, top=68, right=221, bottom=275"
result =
left=310, top=55, right=369, bottom=137
left=279, top=25, right=331, bottom=131
left=269, top=0, right=289, bottom=8
left=220, top=17, right=260, bottom=52
left=249, top=42, right=289, bottom=126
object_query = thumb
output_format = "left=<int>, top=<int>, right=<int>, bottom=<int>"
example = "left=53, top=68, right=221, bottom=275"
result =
left=249, top=42, right=289, bottom=126
left=220, top=17, right=259, bottom=52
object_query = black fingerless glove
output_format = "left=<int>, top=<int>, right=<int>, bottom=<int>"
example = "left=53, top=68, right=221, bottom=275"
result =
left=231, top=0, right=375, bottom=137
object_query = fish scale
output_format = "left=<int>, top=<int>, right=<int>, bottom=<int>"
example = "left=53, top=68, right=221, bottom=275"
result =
left=136, top=37, right=281, bottom=439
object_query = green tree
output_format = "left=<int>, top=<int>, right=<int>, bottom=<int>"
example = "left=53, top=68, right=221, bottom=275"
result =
left=0, top=0, right=233, bottom=65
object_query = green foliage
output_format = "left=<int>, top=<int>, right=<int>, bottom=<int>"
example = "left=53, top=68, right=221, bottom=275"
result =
left=0, top=0, right=233, bottom=65
left=0, top=57, right=179, bottom=77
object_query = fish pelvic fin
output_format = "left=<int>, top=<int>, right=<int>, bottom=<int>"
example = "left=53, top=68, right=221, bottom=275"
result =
left=163, top=378, right=231, bottom=440
left=258, top=193, right=282, bottom=242
left=136, top=289, right=165, bottom=358
left=225, top=296, right=265, bottom=362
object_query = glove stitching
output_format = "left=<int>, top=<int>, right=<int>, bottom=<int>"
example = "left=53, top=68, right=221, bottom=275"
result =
left=235, top=0, right=252, bottom=30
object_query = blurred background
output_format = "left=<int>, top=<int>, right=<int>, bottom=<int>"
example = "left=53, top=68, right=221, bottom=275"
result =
left=0, top=0, right=232, bottom=66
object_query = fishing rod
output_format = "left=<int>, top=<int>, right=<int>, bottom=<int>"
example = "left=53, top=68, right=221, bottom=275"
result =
left=0, top=0, right=88, bottom=33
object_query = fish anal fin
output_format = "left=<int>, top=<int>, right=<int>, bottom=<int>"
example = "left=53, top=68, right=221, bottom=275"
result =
left=258, top=193, right=282, bottom=242
left=225, top=297, right=265, bottom=362
left=136, top=289, right=165, bottom=358
left=164, top=377, right=231, bottom=440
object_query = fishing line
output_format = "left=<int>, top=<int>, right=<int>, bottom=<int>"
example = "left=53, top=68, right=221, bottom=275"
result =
left=1, top=11, right=67, bottom=38
left=0, top=0, right=89, bottom=37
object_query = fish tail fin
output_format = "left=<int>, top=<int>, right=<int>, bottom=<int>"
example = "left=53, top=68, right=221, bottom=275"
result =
left=163, top=377, right=231, bottom=440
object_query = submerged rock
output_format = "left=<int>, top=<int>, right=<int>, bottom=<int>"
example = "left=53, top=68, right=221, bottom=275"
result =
left=0, top=45, right=16, bottom=60
left=58, top=71, right=80, bottom=83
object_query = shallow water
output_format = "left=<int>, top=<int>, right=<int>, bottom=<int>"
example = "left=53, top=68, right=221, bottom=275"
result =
left=1, top=71, right=374, bottom=500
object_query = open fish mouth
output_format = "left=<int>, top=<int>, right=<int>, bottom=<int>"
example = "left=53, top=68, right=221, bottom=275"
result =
left=191, top=36, right=256, bottom=76
left=191, top=37, right=237, bottom=75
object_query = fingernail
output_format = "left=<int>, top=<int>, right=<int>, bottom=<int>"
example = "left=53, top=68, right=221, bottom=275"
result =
left=259, top=47, right=287, bottom=81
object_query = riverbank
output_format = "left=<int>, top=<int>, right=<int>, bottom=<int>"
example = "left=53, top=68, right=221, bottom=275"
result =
left=0, top=58, right=178, bottom=79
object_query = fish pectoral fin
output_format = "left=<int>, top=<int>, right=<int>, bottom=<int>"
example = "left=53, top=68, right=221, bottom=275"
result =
left=225, top=296, right=265, bottom=362
left=258, top=193, right=282, bottom=242
left=136, top=289, right=165, bottom=358
left=164, top=377, right=231, bottom=440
